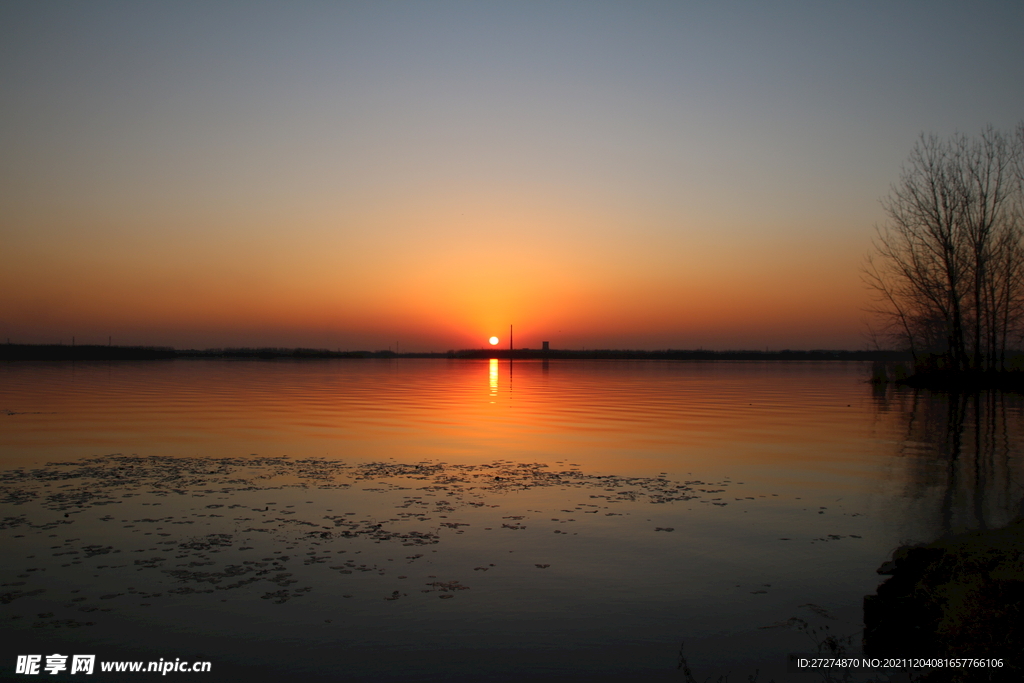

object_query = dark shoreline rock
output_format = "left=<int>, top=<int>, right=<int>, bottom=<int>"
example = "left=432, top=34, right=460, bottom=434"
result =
left=864, top=519, right=1024, bottom=680
left=870, top=359, right=1024, bottom=391
left=900, top=371, right=1024, bottom=392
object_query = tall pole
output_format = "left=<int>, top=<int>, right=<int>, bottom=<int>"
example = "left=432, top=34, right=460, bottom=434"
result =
left=509, top=325, right=513, bottom=353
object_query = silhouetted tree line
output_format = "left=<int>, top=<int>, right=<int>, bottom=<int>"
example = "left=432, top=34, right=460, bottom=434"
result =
left=1, top=343, right=906, bottom=362
left=453, top=348, right=905, bottom=361
left=0, top=344, right=176, bottom=361
left=865, top=124, right=1024, bottom=375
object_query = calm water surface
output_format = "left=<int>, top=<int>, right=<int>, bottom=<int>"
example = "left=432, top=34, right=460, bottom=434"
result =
left=1, top=360, right=1022, bottom=681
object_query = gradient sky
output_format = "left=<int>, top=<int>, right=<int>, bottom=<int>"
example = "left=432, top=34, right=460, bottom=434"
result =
left=2, top=1, right=1023, bottom=351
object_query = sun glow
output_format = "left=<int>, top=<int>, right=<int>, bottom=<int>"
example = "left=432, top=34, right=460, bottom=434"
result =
left=488, top=336, right=499, bottom=345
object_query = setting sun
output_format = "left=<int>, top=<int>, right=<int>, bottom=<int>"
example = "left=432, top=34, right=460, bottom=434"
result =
left=488, top=336, right=499, bottom=345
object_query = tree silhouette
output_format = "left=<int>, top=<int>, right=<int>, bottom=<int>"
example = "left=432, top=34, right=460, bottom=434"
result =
left=864, top=125, right=1024, bottom=373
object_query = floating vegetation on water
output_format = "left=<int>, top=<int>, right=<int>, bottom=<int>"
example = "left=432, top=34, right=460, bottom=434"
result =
left=0, top=453, right=855, bottom=632
left=0, top=454, right=715, bottom=514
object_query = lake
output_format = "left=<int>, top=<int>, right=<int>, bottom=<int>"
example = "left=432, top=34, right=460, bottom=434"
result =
left=2, top=359, right=1021, bottom=681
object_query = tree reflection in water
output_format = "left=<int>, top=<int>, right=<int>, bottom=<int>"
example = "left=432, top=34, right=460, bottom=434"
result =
left=874, top=384, right=1024, bottom=538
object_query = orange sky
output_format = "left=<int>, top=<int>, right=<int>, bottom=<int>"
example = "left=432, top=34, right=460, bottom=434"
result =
left=2, top=3, right=1022, bottom=351
left=0, top=198, right=873, bottom=350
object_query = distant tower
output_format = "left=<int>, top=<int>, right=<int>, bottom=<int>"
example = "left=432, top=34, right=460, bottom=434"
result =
left=510, top=325, right=513, bottom=352
left=542, top=341, right=549, bottom=351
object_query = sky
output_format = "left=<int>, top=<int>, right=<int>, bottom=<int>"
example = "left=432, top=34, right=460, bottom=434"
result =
left=2, top=1, right=1023, bottom=352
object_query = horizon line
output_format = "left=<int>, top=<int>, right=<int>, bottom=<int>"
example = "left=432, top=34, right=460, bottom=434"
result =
left=0, top=342, right=912, bottom=361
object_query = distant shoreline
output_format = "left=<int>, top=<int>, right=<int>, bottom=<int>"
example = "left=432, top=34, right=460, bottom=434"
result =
left=0, top=343, right=909, bottom=362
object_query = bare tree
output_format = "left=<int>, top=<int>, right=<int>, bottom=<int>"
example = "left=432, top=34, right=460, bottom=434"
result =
left=864, top=126, right=1024, bottom=374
